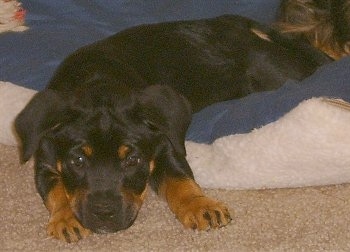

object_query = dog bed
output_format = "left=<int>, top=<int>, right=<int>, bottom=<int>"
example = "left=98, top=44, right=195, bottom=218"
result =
left=2, top=0, right=350, bottom=190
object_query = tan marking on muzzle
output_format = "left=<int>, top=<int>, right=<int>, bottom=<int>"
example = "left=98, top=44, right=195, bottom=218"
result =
left=121, top=185, right=148, bottom=208
left=56, top=160, right=63, bottom=173
left=149, top=159, right=155, bottom=173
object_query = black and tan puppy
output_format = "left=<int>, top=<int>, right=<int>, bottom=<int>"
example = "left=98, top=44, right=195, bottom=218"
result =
left=15, top=15, right=331, bottom=242
left=276, top=0, right=350, bottom=59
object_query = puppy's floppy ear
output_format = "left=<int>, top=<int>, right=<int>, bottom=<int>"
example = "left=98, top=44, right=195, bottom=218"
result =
left=138, top=85, right=192, bottom=156
left=14, top=89, right=68, bottom=163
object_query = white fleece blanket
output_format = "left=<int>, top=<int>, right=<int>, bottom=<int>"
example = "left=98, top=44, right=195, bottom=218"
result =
left=2, top=81, right=350, bottom=190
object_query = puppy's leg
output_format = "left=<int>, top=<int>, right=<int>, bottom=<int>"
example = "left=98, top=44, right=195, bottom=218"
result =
left=35, top=143, right=90, bottom=242
left=152, top=148, right=232, bottom=230
left=44, top=178, right=91, bottom=243
left=159, top=177, right=232, bottom=230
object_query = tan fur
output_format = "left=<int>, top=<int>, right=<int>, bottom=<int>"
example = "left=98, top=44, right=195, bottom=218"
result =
left=117, top=145, right=130, bottom=160
left=159, top=177, right=231, bottom=230
left=45, top=180, right=90, bottom=242
left=251, top=28, right=272, bottom=42
left=82, top=145, right=93, bottom=157
left=276, top=0, right=350, bottom=59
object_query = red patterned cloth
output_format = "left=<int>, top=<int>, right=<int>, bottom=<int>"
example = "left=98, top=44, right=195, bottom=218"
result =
left=0, top=0, right=27, bottom=33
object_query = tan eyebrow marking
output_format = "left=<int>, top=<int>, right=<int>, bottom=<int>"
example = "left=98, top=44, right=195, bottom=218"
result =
left=117, top=145, right=130, bottom=160
left=82, top=145, right=93, bottom=157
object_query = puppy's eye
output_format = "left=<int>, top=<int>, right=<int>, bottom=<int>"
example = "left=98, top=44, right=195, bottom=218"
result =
left=70, top=156, right=85, bottom=168
left=125, top=155, right=141, bottom=167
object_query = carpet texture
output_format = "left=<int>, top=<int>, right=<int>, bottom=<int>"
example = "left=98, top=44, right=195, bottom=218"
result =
left=2, top=143, right=350, bottom=251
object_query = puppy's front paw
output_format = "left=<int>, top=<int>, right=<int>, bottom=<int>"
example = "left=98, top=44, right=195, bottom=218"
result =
left=176, top=196, right=232, bottom=231
left=47, top=206, right=91, bottom=243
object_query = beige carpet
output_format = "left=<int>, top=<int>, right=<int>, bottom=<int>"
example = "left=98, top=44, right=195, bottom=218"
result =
left=2, top=143, right=350, bottom=251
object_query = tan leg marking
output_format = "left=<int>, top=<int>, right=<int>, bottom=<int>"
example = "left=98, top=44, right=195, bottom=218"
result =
left=45, top=180, right=91, bottom=242
left=160, top=177, right=232, bottom=230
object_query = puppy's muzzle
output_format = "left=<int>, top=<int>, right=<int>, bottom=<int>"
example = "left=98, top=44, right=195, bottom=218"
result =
left=78, top=190, right=139, bottom=234
left=89, top=192, right=120, bottom=221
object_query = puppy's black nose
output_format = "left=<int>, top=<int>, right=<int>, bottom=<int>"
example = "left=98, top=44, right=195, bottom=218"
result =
left=92, top=203, right=117, bottom=220
left=88, top=191, right=121, bottom=220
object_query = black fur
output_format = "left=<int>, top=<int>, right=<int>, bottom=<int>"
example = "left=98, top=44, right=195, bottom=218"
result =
left=15, top=15, right=331, bottom=239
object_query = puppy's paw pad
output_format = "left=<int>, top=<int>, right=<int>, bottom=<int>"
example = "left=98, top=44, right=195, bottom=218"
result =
left=177, top=196, right=232, bottom=231
left=47, top=208, right=90, bottom=243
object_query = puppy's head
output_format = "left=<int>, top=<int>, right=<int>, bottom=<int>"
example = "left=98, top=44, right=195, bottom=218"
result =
left=15, top=85, right=191, bottom=233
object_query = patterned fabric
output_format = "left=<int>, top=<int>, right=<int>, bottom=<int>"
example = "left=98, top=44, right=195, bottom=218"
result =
left=0, top=0, right=27, bottom=32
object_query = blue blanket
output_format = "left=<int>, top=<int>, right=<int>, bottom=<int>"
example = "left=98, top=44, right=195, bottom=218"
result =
left=187, top=57, right=350, bottom=142
left=1, top=0, right=280, bottom=91
left=2, top=0, right=349, bottom=144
